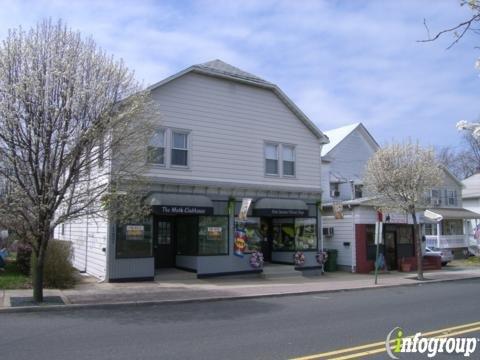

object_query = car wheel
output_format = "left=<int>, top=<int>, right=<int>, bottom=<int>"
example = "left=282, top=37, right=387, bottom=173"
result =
left=441, top=262, right=448, bottom=266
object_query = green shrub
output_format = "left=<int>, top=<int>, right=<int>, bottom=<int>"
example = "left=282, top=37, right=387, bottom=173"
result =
left=16, top=243, right=32, bottom=275
left=32, top=240, right=76, bottom=289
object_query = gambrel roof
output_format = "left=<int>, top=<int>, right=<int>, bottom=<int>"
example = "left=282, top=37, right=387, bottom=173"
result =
left=148, top=59, right=329, bottom=143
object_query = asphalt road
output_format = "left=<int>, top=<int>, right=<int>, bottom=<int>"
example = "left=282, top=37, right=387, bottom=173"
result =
left=1, top=279, right=480, bottom=360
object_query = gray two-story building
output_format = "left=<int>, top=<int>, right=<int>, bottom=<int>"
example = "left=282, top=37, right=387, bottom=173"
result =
left=55, top=60, right=329, bottom=281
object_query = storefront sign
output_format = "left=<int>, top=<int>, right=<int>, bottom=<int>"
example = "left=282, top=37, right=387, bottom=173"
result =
left=239, top=198, right=252, bottom=220
left=234, top=225, right=247, bottom=257
left=253, top=208, right=308, bottom=217
left=126, top=225, right=144, bottom=241
left=153, top=205, right=213, bottom=215
left=207, top=227, right=222, bottom=241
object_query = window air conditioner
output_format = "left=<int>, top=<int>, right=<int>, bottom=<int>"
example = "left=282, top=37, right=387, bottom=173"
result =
left=322, top=227, right=334, bottom=237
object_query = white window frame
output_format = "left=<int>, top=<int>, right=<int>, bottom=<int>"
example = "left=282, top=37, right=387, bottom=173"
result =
left=264, top=142, right=280, bottom=176
left=170, top=130, right=190, bottom=168
left=146, top=128, right=166, bottom=166
left=264, top=141, right=297, bottom=178
left=282, top=144, right=296, bottom=177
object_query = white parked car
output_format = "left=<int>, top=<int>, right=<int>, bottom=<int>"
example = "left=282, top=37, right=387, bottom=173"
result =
left=424, top=247, right=454, bottom=266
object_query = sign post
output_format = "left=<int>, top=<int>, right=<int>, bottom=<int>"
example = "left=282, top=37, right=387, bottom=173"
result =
left=374, top=211, right=383, bottom=285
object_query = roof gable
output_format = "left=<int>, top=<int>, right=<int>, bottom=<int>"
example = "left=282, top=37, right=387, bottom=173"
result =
left=147, top=59, right=328, bottom=143
left=321, top=123, right=379, bottom=157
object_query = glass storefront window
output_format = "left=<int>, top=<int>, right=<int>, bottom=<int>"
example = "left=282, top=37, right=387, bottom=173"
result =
left=272, top=218, right=296, bottom=251
left=397, top=226, right=413, bottom=244
left=176, top=217, right=198, bottom=255
left=272, top=218, right=318, bottom=251
left=295, top=218, right=317, bottom=250
left=198, top=216, right=228, bottom=255
left=115, top=219, right=152, bottom=258
left=234, top=217, right=264, bottom=253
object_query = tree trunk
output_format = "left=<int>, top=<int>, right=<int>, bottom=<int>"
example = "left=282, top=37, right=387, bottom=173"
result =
left=32, top=252, right=44, bottom=302
left=412, top=211, right=424, bottom=281
left=32, top=231, right=50, bottom=303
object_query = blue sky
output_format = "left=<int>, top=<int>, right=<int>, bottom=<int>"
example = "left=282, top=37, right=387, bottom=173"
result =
left=0, top=0, right=478, bottom=149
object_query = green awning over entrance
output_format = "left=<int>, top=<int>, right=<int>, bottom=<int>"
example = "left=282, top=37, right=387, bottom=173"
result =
left=253, top=198, right=308, bottom=217
left=146, top=193, right=214, bottom=216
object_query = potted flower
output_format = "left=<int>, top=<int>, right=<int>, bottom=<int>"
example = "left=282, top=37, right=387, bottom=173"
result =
left=400, top=257, right=411, bottom=272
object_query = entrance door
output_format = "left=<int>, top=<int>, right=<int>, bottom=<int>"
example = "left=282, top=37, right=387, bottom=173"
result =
left=384, top=231, right=397, bottom=270
left=154, top=218, right=174, bottom=268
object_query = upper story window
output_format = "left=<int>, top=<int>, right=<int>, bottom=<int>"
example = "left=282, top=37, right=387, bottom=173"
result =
left=330, top=183, right=340, bottom=198
left=171, top=131, right=189, bottom=167
left=282, top=145, right=295, bottom=176
left=430, top=189, right=442, bottom=206
left=147, top=129, right=166, bottom=165
left=265, top=143, right=279, bottom=175
left=354, top=184, right=363, bottom=199
left=264, top=142, right=296, bottom=177
left=447, top=190, right=457, bottom=206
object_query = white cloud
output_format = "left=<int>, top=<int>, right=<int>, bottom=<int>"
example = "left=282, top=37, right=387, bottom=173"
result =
left=0, top=0, right=477, bottom=147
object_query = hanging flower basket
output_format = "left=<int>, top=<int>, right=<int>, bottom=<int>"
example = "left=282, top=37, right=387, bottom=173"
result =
left=249, top=251, right=264, bottom=269
left=316, top=251, right=328, bottom=265
left=294, top=251, right=306, bottom=266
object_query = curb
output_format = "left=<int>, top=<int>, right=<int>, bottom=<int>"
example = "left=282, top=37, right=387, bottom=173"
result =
left=1, top=275, right=480, bottom=314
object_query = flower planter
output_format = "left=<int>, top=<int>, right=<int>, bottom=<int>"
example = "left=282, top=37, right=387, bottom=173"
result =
left=401, top=262, right=412, bottom=272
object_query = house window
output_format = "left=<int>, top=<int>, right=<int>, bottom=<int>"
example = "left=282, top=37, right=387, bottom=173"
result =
left=354, top=184, right=363, bottom=199
left=265, top=143, right=279, bottom=175
left=147, top=129, right=165, bottom=165
left=171, top=132, right=188, bottom=166
left=447, top=190, right=457, bottom=206
left=430, top=189, right=441, bottom=206
left=424, top=223, right=438, bottom=236
left=115, top=220, right=153, bottom=258
left=282, top=145, right=295, bottom=176
left=330, top=183, right=340, bottom=198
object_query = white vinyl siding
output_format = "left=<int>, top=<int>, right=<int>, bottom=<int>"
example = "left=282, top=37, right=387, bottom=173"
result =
left=321, top=128, right=377, bottom=203
left=54, top=213, right=108, bottom=280
left=147, top=72, right=321, bottom=191
left=322, top=213, right=356, bottom=269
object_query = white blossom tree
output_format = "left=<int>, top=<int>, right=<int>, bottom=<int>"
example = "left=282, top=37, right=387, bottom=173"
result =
left=0, top=20, right=157, bottom=302
left=364, top=141, right=443, bottom=280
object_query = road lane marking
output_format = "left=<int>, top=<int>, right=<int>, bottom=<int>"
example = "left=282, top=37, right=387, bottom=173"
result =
left=290, top=321, right=480, bottom=360
left=329, top=325, right=480, bottom=360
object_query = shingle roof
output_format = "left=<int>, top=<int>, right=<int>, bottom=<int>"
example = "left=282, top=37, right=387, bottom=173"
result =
left=194, top=59, right=272, bottom=86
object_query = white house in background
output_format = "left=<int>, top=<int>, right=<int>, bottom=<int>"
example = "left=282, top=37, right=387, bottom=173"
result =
left=55, top=59, right=329, bottom=281
left=421, top=168, right=480, bottom=256
left=321, top=123, right=478, bottom=273
left=320, top=122, right=380, bottom=272
left=461, top=173, right=480, bottom=254
left=321, top=123, right=379, bottom=203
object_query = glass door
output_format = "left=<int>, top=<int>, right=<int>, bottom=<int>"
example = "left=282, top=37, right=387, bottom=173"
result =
left=384, top=231, right=397, bottom=270
left=154, top=218, right=174, bottom=268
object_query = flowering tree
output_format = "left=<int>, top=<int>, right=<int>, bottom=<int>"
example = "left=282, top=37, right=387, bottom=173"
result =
left=0, top=20, right=157, bottom=302
left=364, top=141, right=442, bottom=280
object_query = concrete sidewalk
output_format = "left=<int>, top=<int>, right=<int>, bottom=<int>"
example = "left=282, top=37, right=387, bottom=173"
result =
left=2, top=267, right=480, bottom=311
